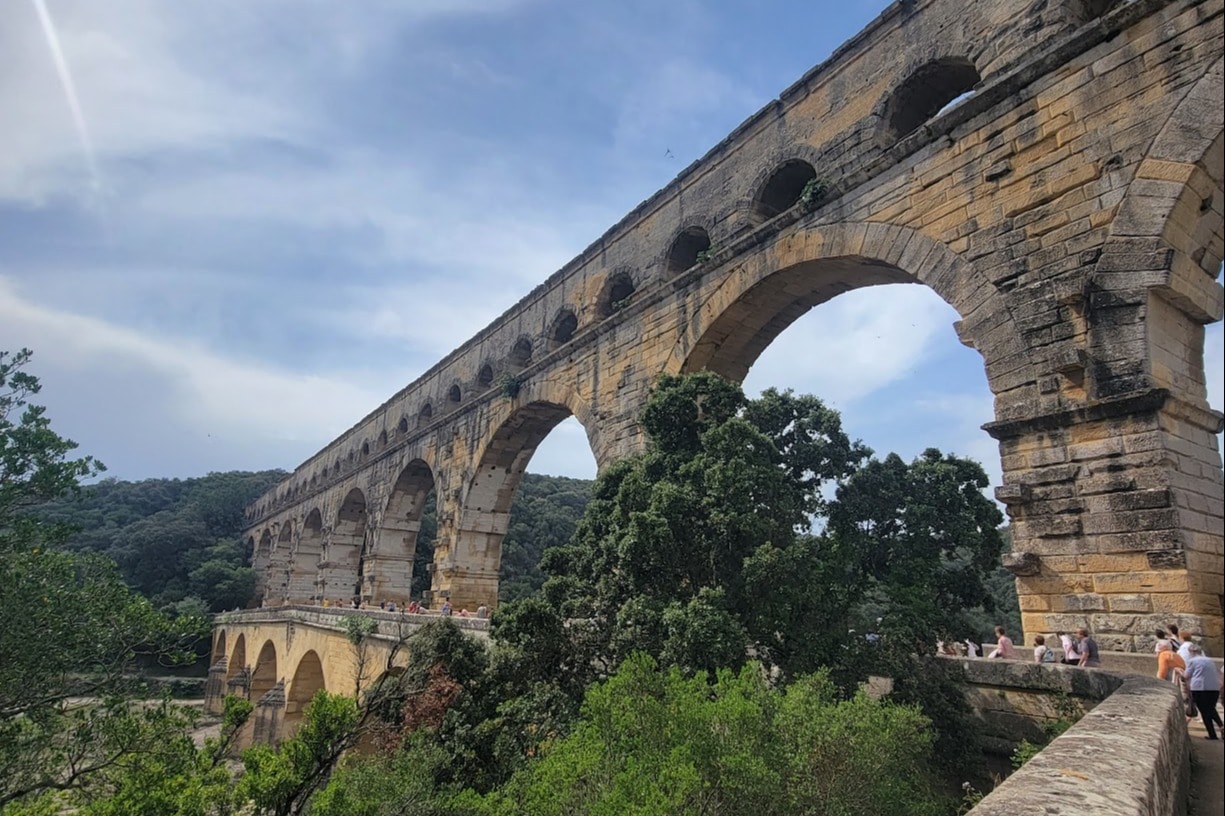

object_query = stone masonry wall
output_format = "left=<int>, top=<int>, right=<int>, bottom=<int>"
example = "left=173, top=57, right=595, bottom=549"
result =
left=239, top=0, right=1223, bottom=636
left=968, top=672, right=1190, bottom=816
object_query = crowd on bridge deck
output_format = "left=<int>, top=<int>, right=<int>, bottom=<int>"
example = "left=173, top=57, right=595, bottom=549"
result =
left=312, top=595, right=490, bottom=620
left=939, top=622, right=1224, bottom=743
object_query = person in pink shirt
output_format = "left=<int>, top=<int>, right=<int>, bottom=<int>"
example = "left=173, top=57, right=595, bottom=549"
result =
left=988, top=626, right=1017, bottom=659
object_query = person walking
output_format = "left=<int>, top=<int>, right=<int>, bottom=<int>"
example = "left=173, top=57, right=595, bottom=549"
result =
left=1058, top=631, right=1081, bottom=666
left=1183, top=643, right=1223, bottom=740
left=1177, top=629, right=1197, bottom=663
left=1077, top=628, right=1101, bottom=668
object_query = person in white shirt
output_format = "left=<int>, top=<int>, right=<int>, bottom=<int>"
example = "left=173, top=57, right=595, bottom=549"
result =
left=1177, top=629, right=1197, bottom=664
left=1058, top=631, right=1080, bottom=666
left=1183, top=643, right=1223, bottom=740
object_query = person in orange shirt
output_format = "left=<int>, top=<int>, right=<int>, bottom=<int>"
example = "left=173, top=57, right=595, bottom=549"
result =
left=1156, top=639, right=1185, bottom=682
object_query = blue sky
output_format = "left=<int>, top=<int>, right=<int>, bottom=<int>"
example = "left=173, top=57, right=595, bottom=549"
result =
left=2, top=0, right=1221, bottom=493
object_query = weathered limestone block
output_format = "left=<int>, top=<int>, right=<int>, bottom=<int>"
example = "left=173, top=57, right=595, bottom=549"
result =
left=203, top=657, right=228, bottom=716
left=250, top=681, right=286, bottom=749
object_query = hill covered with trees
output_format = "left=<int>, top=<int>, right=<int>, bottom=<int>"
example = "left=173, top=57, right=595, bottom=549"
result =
left=36, top=469, right=592, bottom=612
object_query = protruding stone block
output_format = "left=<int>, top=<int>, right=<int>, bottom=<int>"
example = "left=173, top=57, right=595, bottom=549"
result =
left=1002, top=551, right=1042, bottom=576
left=1060, top=593, right=1107, bottom=612
left=995, top=483, right=1031, bottom=505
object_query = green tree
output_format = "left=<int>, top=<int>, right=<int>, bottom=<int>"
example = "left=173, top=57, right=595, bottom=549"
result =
left=238, top=691, right=361, bottom=816
left=35, top=469, right=283, bottom=610
left=500, top=373, right=1002, bottom=692
left=0, top=349, right=206, bottom=810
left=476, top=653, right=944, bottom=816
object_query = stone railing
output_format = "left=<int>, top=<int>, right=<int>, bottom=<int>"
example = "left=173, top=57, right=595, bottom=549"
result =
left=218, top=605, right=492, bottom=637
left=957, top=659, right=1189, bottom=816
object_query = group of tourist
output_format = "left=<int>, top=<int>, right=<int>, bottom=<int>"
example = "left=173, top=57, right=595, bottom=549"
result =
left=1152, top=624, right=1223, bottom=741
left=956, top=626, right=1102, bottom=666
left=952, top=622, right=1222, bottom=741
left=316, top=596, right=491, bottom=620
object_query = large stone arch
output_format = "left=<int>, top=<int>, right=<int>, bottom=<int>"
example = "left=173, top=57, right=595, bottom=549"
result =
left=437, top=386, right=600, bottom=611
left=663, top=221, right=1034, bottom=408
left=250, top=640, right=279, bottom=703
left=286, top=509, right=323, bottom=604
left=284, top=650, right=325, bottom=737
left=250, top=531, right=272, bottom=605
left=211, top=629, right=227, bottom=664
left=365, top=458, right=438, bottom=605
left=265, top=522, right=294, bottom=607
left=323, top=489, right=367, bottom=604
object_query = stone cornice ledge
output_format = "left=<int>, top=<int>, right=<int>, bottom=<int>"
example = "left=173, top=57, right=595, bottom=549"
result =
left=984, top=388, right=1225, bottom=439
left=983, top=388, right=1169, bottom=440
left=967, top=675, right=1189, bottom=816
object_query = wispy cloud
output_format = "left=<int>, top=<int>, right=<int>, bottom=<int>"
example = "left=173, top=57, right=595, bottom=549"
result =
left=0, top=276, right=382, bottom=453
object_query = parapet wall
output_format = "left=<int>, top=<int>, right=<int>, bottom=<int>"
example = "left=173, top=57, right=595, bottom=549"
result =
left=964, top=663, right=1189, bottom=816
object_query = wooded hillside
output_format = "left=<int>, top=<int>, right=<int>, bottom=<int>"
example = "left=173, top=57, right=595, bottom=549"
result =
left=36, top=470, right=592, bottom=611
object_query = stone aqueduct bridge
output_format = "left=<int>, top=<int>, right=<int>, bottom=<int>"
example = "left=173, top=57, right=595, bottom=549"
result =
left=241, top=0, right=1225, bottom=654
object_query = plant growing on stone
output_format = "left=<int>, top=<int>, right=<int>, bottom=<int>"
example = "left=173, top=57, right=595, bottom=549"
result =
left=799, top=177, right=831, bottom=209
left=498, top=372, right=522, bottom=400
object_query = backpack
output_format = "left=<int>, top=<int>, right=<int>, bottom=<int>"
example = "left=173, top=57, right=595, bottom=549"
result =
left=1040, top=646, right=1057, bottom=663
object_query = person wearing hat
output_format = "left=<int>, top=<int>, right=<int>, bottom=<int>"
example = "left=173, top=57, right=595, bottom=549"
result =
left=1183, top=642, right=1223, bottom=740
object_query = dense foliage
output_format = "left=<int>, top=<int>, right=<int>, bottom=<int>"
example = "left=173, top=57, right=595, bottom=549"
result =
left=0, top=350, right=207, bottom=811
left=497, top=373, right=1005, bottom=696
left=3, top=354, right=1018, bottom=815
left=35, top=470, right=284, bottom=612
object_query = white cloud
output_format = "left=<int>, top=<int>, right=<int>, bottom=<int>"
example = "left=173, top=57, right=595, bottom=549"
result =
left=742, top=283, right=957, bottom=407
left=0, top=276, right=385, bottom=475
left=0, top=0, right=295, bottom=205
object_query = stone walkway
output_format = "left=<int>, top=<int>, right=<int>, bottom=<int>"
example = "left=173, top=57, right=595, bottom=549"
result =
left=1188, top=712, right=1223, bottom=816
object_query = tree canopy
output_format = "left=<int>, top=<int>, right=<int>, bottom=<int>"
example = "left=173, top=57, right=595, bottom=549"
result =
left=0, top=349, right=207, bottom=810
left=498, top=372, right=1005, bottom=692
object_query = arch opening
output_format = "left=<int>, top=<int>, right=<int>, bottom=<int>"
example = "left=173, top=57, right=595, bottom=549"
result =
left=676, top=256, right=1012, bottom=634
left=211, top=630, right=227, bottom=664
left=418, top=403, right=434, bottom=427
left=226, top=634, right=247, bottom=686
left=398, top=416, right=409, bottom=434
left=251, top=531, right=273, bottom=608
left=250, top=640, right=278, bottom=702
left=287, top=508, right=324, bottom=604
left=548, top=309, right=579, bottom=350
left=449, top=402, right=597, bottom=612
left=325, top=488, right=367, bottom=605
left=478, top=364, right=495, bottom=388
left=882, top=57, right=981, bottom=141
left=752, top=160, right=818, bottom=222
left=285, top=650, right=325, bottom=736
left=509, top=337, right=533, bottom=369
left=597, top=271, right=637, bottom=318
left=264, top=523, right=293, bottom=606
left=365, top=459, right=437, bottom=606
left=448, top=384, right=462, bottom=403
left=666, top=227, right=712, bottom=275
